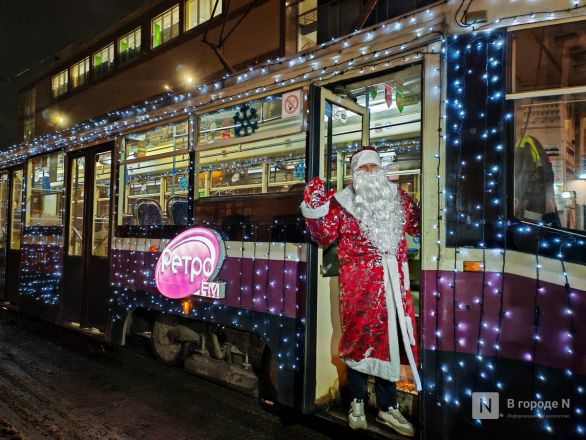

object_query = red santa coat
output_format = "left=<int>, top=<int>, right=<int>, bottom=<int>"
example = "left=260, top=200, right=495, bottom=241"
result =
left=301, top=184, right=422, bottom=391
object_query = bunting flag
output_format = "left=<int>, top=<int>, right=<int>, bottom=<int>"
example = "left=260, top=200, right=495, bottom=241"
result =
left=384, top=83, right=393, bottom=108
left=396, top=88, right=405, bottom=112
left=369, top=85, right=378, bottom=100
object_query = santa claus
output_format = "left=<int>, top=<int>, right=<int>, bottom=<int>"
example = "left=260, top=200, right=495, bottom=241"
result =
left=300, top=146, right=420, bottom=436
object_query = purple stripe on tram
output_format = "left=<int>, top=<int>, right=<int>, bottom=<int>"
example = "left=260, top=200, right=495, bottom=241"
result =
left=421, top=270, right=586, bottom=375
left=111, top=250, right=305, bottom=319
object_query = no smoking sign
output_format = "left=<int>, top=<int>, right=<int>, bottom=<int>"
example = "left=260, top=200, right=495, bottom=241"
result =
left=282, top=90, right=302, bottom=118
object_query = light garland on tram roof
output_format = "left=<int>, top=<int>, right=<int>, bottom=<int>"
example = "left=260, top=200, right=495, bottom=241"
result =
left=3, top=1, right=584, bottom=168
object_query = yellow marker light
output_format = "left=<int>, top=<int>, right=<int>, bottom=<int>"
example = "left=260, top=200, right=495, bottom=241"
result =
left=463, top=261, right=484, bottom=272
left=182, top=300, right=192, bottom=315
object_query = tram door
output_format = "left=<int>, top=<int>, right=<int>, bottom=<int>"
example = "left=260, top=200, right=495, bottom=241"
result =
left=62, top=144, right=113, bottom=331
left=4, top=168, right=24, bottom=303
left=313, top=87, right=369, bottom=405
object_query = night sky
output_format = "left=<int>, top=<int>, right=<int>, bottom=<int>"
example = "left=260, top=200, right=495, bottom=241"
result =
left=0, top=0, right=149, bottom=150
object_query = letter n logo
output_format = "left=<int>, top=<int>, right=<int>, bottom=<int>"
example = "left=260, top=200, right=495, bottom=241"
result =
left=472, top=392, right=499, bottom=419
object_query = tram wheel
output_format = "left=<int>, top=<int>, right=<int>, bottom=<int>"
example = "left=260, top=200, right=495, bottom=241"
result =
left=151, top=314, right=190, bottom=366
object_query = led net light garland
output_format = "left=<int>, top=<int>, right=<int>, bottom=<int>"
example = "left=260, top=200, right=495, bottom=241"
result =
left=433, top=27, right=585, bottom=436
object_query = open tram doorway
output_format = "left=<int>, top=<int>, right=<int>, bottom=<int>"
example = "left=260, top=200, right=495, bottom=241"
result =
left=62, top=144, right=113, bottom=332
left=0, top=167, right=24, bottom=304
left=311, top=64, right=423, bottom=435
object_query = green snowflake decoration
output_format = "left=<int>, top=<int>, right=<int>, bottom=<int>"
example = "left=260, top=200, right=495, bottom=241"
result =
left=233, top=104, right=259, bottom=137
left=293, top=159, right=305, bottom=181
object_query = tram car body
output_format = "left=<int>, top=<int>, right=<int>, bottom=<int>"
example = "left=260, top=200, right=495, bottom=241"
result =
left=1, top=2, right=585, bottom=438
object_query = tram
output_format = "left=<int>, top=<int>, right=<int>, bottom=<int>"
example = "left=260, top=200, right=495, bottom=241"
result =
left=1, top=2, right=585, bottom=439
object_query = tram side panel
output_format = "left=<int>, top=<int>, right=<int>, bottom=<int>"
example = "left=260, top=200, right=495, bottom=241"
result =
left=16, top=227, right=64, bottom=322
left=420, top=30, right=586, bottom=439
left=107, top=192, right=307, bottom=408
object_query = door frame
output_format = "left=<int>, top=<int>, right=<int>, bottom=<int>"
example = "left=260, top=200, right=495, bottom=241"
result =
left=61, top=142, right=113, bottom=328
left=0, top=170, right=11, bottom=301
left=4, top=166, right=25, bottom=304
left=302, top=85, right=370, bottom=413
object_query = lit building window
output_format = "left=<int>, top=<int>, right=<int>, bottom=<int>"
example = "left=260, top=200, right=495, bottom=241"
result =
left=93, top=43, right=115, bottom=75
left=298, top=0, right=317, bottom=51
left=152, top=5, right=180, bottom=48
left=51, top=70, right=68, bottom=98
left=119, top=27, right=141, bottom=63
left=70, top=57, right=90, bottom=88
left=23, top=87, right=36, bottom=141
left=185, top=0, right=220, bottom=31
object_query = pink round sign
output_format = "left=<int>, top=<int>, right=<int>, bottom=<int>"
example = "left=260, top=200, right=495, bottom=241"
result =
left=155, top=228, right=225, bottom=299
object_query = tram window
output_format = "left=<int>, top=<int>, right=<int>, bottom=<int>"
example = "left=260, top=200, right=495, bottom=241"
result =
left=118, top=120, right=189, bottom=226
left=122, top=121, right=188, bottom=160
left=10, top=169, right=23, bottom=249
left=512, top=95, right=586, bottom=232
left=198, top=92, right=303, bottom=147
left=0, top=174, right=8, bottom=245
left=329, top=65, right=422, bottom=201
left=68, top=157, right=85, bottom=256
left=196, top=132, right=306, bottom=197
left=93, top=152, right=111, bottom=256
left=26, top=152, right=65, bottom=227
left=510, top=21, right=586, bottom=93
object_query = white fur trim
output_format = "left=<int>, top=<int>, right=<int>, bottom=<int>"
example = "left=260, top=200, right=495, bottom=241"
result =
left=351, top=150, right=381, bottom=171
left=402, top=261, right=410, bottom=291
left=405, top=316, right=416, bottom=346
left=383, top=259, right=402, bottom=382
left=344, top=358, right=401, bottom=382
left=382, top=255, right=422, bottom=391
left=300, top=200, right=330, bottom=219
left=333, top=186, right=356, bottom=218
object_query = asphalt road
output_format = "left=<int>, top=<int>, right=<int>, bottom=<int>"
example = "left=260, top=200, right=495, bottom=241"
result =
left=0, top=310, right=351, bottom=440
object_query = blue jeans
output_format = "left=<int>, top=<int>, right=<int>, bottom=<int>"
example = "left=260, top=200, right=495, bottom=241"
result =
left=347, top=366, right=397, bottom=410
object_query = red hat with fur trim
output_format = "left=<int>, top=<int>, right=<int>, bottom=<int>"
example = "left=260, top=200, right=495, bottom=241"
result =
left=349, top=146, right=381, bottom=171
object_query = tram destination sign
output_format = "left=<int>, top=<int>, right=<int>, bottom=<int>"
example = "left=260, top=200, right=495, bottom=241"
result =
left=155, top=227, right=226, bottom=300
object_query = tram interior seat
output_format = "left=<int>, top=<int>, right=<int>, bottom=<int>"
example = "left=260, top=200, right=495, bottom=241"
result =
left=167, top=195, right=189, bottom=225
left=133, top=199, right=164, bottom=226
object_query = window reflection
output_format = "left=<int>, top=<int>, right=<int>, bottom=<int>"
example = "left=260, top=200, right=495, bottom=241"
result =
left=93, top=152, right=111, bottom=256
left=514, top=96, right=586, bottom=231
left=118, top=120, right=189, bottom=226
left=68, top=157, right=85, bottom=256
left=511, top=21, right=586, bottom=93
left=26, top=152, right=65, bottom=227
left=10, top=170, right=23, bottom=250
left=0, top=174, right=8, bottom=245
left=197, top=133, right=306, bottom=197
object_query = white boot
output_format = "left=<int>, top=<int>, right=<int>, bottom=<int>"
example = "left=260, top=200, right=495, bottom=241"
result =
left=376, top=404, right=415, bottom=437
left=348, top=398, right=368, bottom=430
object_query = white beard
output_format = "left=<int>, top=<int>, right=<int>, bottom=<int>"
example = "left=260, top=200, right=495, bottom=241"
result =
left=352, top=169, right=405, bottom=255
